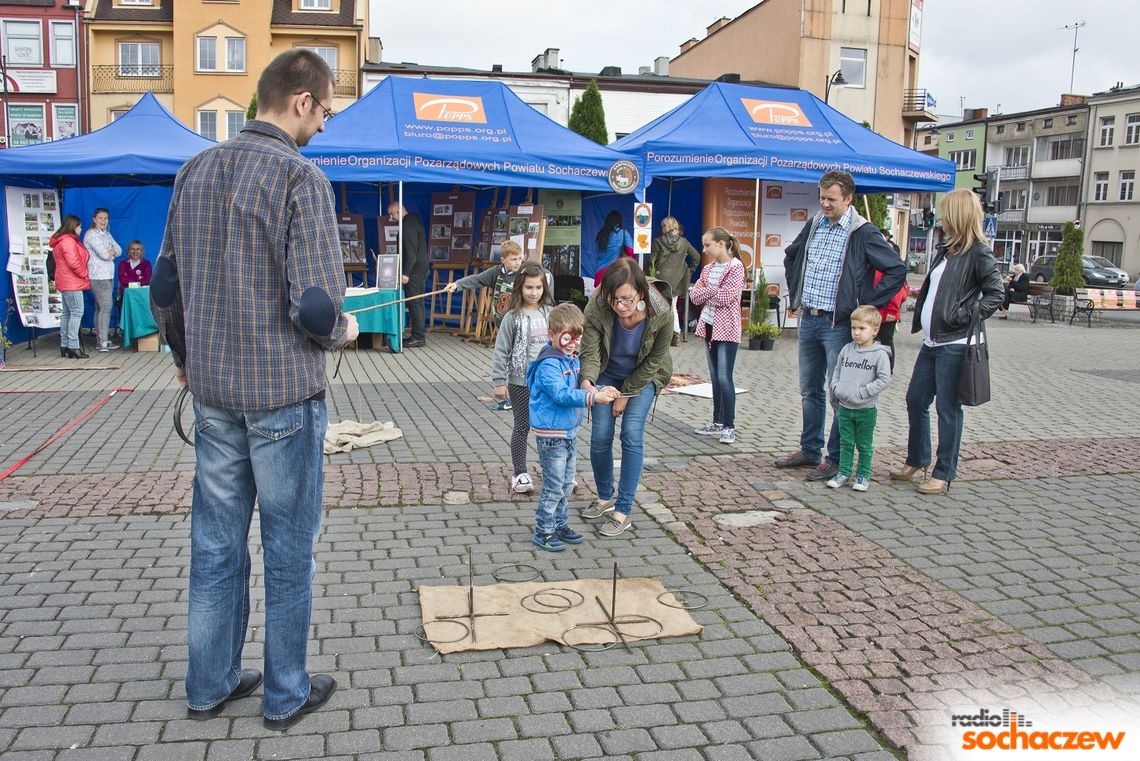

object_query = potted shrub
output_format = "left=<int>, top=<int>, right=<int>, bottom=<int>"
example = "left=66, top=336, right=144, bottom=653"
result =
left=1050, top=221, right=1084, bottom=316
left=744, top=321, right=781, bottom=350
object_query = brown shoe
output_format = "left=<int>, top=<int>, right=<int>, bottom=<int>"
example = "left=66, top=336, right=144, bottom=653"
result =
left=805, top=462, right=839, bottom=482
left=671, top=333, right=681, bottom=347
left=774, top=450, right=820, bottom=468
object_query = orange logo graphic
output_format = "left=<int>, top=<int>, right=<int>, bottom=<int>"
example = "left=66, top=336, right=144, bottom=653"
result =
left=766, top=186, right=784, bottom=199
left=740, top=98, right=813, bottom=127
left=764, top=234, right=782, bottom=247
left=790, top=208, right=809, bottom=221
left=413, top=93, right=487, bottom=123
left=953, top=708, right=1127, bottom=753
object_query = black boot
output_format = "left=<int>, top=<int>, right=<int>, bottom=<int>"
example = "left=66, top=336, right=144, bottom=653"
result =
left=60, top=347, right=68, bottom=357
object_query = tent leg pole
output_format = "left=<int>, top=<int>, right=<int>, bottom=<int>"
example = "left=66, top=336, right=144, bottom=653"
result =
left=398, top=180, right=405, bottom=351
left=752, top=178, right=760, bottom=285
left=667, top=178, right=673, bottom=216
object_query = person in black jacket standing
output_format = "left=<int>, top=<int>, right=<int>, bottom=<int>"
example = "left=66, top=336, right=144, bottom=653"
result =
left=889, top=189, right=1003, bottom=494
left=774, top=171, right=907, bottom=482
left=389, top=201, right=429, bottom=348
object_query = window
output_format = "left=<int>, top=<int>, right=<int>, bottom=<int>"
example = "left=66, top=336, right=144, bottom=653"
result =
left=1121, top=170, right=1135, bottom=202
left=119, top=41, right=160, bottom=76
left=923, top=134, right=933, bottom=145
left=300, top=0, right=332, bottom=8
left=945, top=131, right=955, bottom=142
left=226, top=109, right=245, bottom=139
left=948, top=149, right=977, bottom=171
left=1100, top=116, right=1115, bottom=147
left=999, top=188, right=1027, bottom=210
left=50, top=21, right=75, bottom=67
left=121, top=0, right=156, bottom=4
left=299, top=45, right=337, bottom=72
left=110, top=109, right=129, bottom=121
left=1016, top=122, right=1025, bottom=132
left=965, top=129, right=975, bottom=140
left=1091, top=241, right=1123, bottom=266
left=839, top=47, right=866, bottom=88
left=225, top=38, right=245, bottom=71
left=1126, top=114, right=1140, bottom=146
left=1041, top=133, right=1084, bottom=160
left=197, top=37, right=216, bottom=70
left=1003, top=145, right=1029, bottom=167
left=1067, top=114, right=1078, bottom=125
left=197, top=110, right=217, bottom=141
left=996, top=125, right=1005, bottom=135
left=3, top=20, right=43, bottom=66
left=1044, top=185, right=1079, bottom=206
left=1043, top=118, right=1053, bottom=128
left=1094, top=172, right=1109, bottom=201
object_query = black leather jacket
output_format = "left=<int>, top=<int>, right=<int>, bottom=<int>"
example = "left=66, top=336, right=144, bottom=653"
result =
left=911, top=240, right=1004, bottom=343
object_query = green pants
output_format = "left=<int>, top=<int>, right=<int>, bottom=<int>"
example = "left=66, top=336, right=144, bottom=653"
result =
left=838, top=406, right=877, bottom=479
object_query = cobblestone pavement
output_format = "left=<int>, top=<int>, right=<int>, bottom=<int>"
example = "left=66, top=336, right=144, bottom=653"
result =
left=1, top=316, right=1139, bottom=759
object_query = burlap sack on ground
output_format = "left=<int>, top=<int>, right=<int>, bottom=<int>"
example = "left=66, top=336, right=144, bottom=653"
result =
left=417, top=577, right=702, bottom=654
left=324, top=420, right=402, bottom=454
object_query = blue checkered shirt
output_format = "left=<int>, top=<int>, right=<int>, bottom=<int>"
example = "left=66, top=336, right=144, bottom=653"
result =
left=152, top=120, right=349, bottom=410
left=800, top=207, right=854, bottom=312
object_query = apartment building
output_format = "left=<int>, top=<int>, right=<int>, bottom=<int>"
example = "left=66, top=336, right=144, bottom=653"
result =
left=83, top=0, right=368, bottom=138
left=1081, top=83, right=1140, bottom=278
left=0, top=0, right=84, bottom=147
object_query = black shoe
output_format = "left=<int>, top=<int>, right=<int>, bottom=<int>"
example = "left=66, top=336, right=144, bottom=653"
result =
left=187, top=669, right=263, bottom=720
left=263, top=674, right=337, bottom=731
left=403, top=338, right=426, bottom=348
left=805, top=462, right=839, bottom=482
left=774, top=450, right=820, bottom=468
left=60, top=347, right=68, bottom=357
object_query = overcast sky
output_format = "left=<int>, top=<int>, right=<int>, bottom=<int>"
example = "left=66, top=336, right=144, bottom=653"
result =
left=373, top=1, right=1137, bottom=121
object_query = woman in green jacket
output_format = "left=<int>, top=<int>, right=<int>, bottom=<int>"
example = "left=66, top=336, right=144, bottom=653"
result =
left=578, top=258, right=673, bottom=538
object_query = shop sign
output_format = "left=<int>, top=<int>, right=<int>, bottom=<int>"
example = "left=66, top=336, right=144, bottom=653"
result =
left=7, top=104, right=45, bottom=147
left=4, top=70, right=58, bottom=94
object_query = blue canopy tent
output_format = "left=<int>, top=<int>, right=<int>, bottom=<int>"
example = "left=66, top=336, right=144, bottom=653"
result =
left=0, top=93, right=214, bottom=345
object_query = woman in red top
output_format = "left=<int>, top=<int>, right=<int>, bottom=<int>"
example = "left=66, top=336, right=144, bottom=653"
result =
left=874, top=267, right=909, bottom=372
left=689, top=226, right=746, bottom=445
left=50, top=214, right=92, bottom=359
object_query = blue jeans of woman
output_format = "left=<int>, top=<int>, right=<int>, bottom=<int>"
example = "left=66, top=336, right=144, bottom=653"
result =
left=60, top=290, right=84, bottom=349
left=535, top=437, right=577, bottom=536
left=589, top=372, right=655, bottom=517
left=904, top=343, right=967, bottom=481
left=187, top=397, right=327, bottom=721
left=705, top=339, right=739, bottom=428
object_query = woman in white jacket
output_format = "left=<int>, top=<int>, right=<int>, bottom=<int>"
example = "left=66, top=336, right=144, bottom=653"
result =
left=83, top=208, right=122, bottom=352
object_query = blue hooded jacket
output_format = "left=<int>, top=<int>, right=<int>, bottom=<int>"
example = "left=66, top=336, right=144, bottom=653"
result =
left=526, top=344, right=594, bottom=440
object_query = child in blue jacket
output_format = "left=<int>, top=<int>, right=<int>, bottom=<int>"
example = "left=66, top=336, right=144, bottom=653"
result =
left=526, top=303, right=618, bottom=551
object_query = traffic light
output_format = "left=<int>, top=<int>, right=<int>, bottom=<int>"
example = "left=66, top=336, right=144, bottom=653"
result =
left=973, top=171, right=998, bottom=214
left=923, top=207, right=935, bottom=228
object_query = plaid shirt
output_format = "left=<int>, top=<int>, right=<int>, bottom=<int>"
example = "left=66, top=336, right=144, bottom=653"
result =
left=800, top=206, right=854, bottom=312
left=152, top=120, right=348, bottom=410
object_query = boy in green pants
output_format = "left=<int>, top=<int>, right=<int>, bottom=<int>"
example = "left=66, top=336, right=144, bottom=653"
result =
left=827, top=305, right=892, bottom=492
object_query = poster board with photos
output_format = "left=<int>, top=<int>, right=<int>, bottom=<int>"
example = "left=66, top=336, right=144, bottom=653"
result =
left=337, top=213, right=366, bottom=265
left=428, top=191, right=476, bottom=265
left=5, top=187, right=61, bottom=329
left=539, top=189, right=582, bottom=277
left=504, top=203, right=545, bottom=263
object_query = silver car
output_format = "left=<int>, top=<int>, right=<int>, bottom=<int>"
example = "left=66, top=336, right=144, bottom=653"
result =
left=1087, top=256, right=1130, bottom=286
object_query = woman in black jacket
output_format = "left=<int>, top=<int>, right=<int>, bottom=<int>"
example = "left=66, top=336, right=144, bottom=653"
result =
left=889, top=189, right=1003, bottom=494
left=997, top=263, right=1029, bottom=318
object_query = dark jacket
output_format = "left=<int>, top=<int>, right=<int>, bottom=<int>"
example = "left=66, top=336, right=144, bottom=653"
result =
left=649, top=233, right=700, bottom=297
left=783, top=209, right=907, bottom=325
left=400, top=212, right=429, bottom=279
left=580, top=278, right=673, bottom=396
left=1006, top=272, right=1030, bottom=303
left=911, top=240, right=1004, bottom=343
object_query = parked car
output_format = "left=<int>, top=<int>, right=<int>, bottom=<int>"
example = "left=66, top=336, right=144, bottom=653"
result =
left=1028, top=255, right=1123, bottom=287
left=1086, top=256, right=1130, bottom=286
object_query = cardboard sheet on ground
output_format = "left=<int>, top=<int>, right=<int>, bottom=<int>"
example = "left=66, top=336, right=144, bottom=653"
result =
left=667, top=383, right=749, bottom=399
left=417, top=577, right=702, bottom=654
left=324, top=420, right=402, bottom=454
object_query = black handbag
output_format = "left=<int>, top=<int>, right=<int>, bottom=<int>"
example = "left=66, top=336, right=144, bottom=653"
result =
left=958, top=308, right=990, bottom=406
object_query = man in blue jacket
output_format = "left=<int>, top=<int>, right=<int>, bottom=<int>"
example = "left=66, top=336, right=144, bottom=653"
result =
left=775, top=171, right=907, bottom=482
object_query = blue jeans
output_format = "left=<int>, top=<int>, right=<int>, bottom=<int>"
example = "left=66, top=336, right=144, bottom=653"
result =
left=797, top=313, right=850, bottom=464
left=60, top=290, right=84, bottom=349
left=904, top=343, right=967, bottom=481
left=705, top=340, right=739, bottom=428
left=535, top=437, right=577, bottom=535
left=187, top=397, right=327, bottom=720
left=590, top=372, right=655, bottom=516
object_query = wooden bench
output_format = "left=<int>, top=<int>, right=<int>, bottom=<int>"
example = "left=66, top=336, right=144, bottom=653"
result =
left=1071, top=287, right=1140, bottom=326
left=1010, top=281, right=1055, bottom=323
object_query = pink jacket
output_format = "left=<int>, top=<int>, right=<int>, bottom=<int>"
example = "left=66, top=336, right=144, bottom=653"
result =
left=689, top=258, right=745, bottom=343
left=49, top=232, right=91, bottom=292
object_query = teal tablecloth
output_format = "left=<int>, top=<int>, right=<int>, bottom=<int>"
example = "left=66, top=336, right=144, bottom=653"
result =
left=119, top=286, right=403, bottom=351
left=120, top=286, right=158, bottom=347
left=344, top=288, right=403, bottom=351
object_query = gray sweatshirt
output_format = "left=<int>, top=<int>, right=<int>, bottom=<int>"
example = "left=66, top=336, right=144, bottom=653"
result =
left=829, top=341, right=892, bottom=410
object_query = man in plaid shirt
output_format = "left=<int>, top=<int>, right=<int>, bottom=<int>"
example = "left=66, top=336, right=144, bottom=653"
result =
left=151, top=49, right=357, bottom=730
left=775, top=171, right=906, bottom=482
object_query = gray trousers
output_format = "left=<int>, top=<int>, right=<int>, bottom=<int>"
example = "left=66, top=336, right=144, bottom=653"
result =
left=91, top=279, right=113, bottom=346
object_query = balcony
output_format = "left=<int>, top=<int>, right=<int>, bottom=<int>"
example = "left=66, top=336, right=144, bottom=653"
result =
left=902, top=89, right=937, bottom=123
left=332, top=69, right=357, bottom=98
left=91, top=65, right=173, bottom=94
left=1027, top=205, right=1078, bottom=224
left=1032, top=158, right=1081, bottom=180
left=985, top=164, right=1029, bottom=181
left=998, top=209, right=1026, bottom=223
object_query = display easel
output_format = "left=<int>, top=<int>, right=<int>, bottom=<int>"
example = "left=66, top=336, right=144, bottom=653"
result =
left=470, top=289, right=498, bottom=347
left=344, top=263, right=368, bottom=288
left=428, top=263, right=466, bottom=332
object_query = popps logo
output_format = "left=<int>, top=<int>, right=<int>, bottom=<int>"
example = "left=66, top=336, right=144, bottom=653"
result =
left=740, top=98, right=813, bottom=127
left=413, top=93, right=487, bottom=123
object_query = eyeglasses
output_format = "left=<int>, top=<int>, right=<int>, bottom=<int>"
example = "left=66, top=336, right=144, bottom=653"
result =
left=609, top=295, right=638, bottom=309
left=299, top=92, right=335, bottom=122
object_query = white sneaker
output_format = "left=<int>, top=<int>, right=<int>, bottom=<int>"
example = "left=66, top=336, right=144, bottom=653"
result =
left=826, top=474, right=851, bottom=489
left=511, top=473, right=534, bottom=494
left=718, top=427, right=736, bottom=445
left=694, top=421, right=724, bottom=435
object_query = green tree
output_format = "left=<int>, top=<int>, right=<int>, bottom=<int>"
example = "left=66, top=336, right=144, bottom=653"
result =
left=568, top=80, right=608, bottom=145
left=1050, top=221, right=1085, bottom=295
left=246, top=93, right=257, bottom=121
left=853, top=121, right=889, bottom=228
left=749, top=266, right=769, bottom=326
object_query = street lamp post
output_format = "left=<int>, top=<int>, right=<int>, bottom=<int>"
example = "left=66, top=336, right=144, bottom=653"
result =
left=824, top=69, right=847, bottom=103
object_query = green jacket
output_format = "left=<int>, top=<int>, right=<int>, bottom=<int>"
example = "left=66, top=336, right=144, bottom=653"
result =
left=579, top=278, right=674, bottom=396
